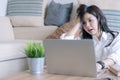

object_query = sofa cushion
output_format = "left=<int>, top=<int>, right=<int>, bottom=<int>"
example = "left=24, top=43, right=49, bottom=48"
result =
left=46, top=18, right=80, bottom=39
left=45, top=0, right=73, bottom=26
left=9, top=16, right=44, bottom=27
left=0, top=41, right=26, bottom=61
left=14, top=26, right=58, bottom=40
left=102, top=10, right=120, bottom=31
left=0, top=40, right=42, bottom=61
left=7, top=0, right=47, bottom=27
left=0, top=16, right=15, bottom=41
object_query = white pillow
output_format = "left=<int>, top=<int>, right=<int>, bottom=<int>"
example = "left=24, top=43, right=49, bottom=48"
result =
left=0, top=0, right=8, bottom=16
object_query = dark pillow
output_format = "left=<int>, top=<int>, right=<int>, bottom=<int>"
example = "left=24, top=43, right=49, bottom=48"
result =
left=44, top=1, right=73, bottom=27
left=46, top=18, right=80, bottom=39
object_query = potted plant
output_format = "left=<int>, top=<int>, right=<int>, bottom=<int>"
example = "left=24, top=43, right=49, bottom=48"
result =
left=24, top=42, right=45, bottom=74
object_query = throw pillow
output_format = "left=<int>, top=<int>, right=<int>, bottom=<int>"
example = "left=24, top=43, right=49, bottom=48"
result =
left=46, top=18, right=80, bottom=39
left=7, top=0, right=47, bottom=27
left=7, top=0, right=44, bottom=16
left=44, top=0, right=73, bottom=27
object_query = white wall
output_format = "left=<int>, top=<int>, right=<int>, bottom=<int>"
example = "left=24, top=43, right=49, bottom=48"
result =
left=78, top=0, right=120, bottom=10
left=0, top=0, right=8, bottom=16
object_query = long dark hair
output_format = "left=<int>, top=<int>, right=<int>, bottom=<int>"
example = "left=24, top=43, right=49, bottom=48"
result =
left=77, top=4, right=118, bottom=47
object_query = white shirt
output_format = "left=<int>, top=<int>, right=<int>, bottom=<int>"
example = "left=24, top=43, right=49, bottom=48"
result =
left=60, top=32, right=120, bottom=65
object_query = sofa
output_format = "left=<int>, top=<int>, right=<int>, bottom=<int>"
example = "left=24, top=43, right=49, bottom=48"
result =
left=1, top=0, right=120, bottom=78
left=0, top=16, right=58, bottom=40
left=0, top=0, right=59, bottom=78
left=0, top=0, right=79, bottom=78
left=0, top=16, right=57, bottom=78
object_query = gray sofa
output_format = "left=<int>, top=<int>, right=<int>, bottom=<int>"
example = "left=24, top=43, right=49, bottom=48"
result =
left=0, top=16, right=58, bottom=40
left=0, top=16, right=57, bottom=78
left=0, top=0, right=58, bottom=78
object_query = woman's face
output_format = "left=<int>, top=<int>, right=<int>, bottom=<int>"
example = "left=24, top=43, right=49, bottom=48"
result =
left=82, top=13, right=100, bottom=36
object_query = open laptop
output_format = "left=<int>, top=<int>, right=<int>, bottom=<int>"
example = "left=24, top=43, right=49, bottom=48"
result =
left=44, top=39, right=97, bottom=77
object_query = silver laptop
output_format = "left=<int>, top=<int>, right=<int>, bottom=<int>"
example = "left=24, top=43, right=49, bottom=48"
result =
left=44, top=39, right=97, bottom=77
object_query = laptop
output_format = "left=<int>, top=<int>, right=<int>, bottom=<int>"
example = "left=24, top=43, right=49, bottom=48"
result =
left=44, top=39, right=97, bottom=77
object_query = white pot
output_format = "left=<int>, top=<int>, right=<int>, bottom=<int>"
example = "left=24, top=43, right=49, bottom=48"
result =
left=27, top=57, right=45, bottom=74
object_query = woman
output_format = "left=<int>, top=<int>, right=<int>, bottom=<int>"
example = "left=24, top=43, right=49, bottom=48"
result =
left=60, top=4, right=120, bottom=72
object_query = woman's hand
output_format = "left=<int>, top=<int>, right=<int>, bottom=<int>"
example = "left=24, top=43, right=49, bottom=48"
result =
left=74, top=28, right=81, bottom=38
left=96, top=58, right=115, bottom=72
left=96, top=63, right=102, bottom=72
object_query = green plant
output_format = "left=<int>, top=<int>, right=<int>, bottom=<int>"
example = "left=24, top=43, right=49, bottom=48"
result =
left=24, top=42, right=44, bottom=58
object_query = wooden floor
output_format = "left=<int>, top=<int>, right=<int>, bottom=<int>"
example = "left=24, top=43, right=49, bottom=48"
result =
left=1, top=70, right=120, bottom=80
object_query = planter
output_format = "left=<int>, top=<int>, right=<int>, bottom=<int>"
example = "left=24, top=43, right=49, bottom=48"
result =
left=27, top=57, right=45, bottom=74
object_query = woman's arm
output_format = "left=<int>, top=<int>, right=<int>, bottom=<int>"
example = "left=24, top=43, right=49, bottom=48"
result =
left=97, top=33, right=120, bottom=71
left=96, top=58, right=115, bottom=72
left=60, top=23, right=81, bottom=40
left=65, top=23, right=81, bottom=37
left=103, top=58, right=115, bottom=68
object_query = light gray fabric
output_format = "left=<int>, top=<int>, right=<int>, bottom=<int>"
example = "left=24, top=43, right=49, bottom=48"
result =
left=7, top=0, right=43, bottom=16
left=14, top=26, right=58, bottom=40
left=45, top=1, right=73, bottom=26
left=0, top=16, right=15, bottom=41
left=102, top=9, right=120, bottom=30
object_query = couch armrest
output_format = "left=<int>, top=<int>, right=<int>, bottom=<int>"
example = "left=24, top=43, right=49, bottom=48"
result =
left=0, top=16, right=15, bottom=41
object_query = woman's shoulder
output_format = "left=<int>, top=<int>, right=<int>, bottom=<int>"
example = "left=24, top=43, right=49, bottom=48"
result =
left=112, top=31, right=120, bottom=40
left=113, top=31, right=120, bottom=36
left=116, top=32, right=120, bottom=38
